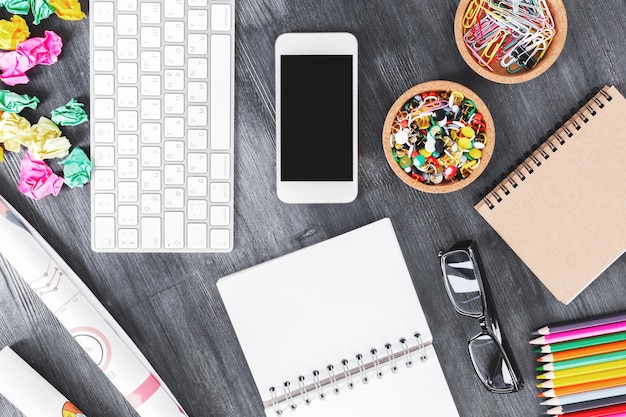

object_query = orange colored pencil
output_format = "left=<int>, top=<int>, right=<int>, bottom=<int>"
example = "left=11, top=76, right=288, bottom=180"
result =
left=539, top=376, right=626, bottom=398
left=538, top=340, right=626, bottom=363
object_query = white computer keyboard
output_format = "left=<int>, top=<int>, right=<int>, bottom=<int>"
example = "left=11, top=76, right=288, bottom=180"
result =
left=90, top=0, right=235, bottom=252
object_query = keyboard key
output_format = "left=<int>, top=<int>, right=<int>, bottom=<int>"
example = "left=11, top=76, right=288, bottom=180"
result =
left=93, top=170, right=115, bottom=191
left=94, top=217, right=116, bottom=249
left=210, top=154, right=230, bottom=180
left=93, top=51, right=114, bottom=71
left=118, top=182, right=139, bottom=202
left=188, top=177, right=207, bottom=197
left=187, top=224, right=207, bottom=249
left=141, top=170, right=161, bottom=190
left=93, top=122, right=115, bottom=143
left=211, top=4, right=232, bottom=31
left=141, top=194, right=161, bottom=214
left=164, top=189, right=185, bottom=209
left=164, top=2, right=184, bottom=18
left=117, top=88, right=138, bottom=108
left=188, top=10, right=208, bottom=31
left=141, top=218, right=161, bottom=249
left=93, top=2, right=114, bottom=23
left=164, top=141, right=185, bottom=161
left=210, top=229, right=230, bottom=250
left=210, top=183, right=230, bottom=203
left=117, top=14, right=138, bottom=35
left=140, top=3, right=161, bottom=24
left=187, top=34, right=208, bottom=55
left=93, top=26, right=114, bottom=47
left=164, top=22, right=185, bottom=43
left=188, top=201, right=207, bottom=220
left=164, top=46, right=185, bottom=66
left=141, top=51, right=161, bottom=72
left=94, top=146, right=115, bottom=167
left=94, top=193, right=115, bottom=214
left=118, top=134, right=138, bottom=154
left=188, top=129, right=208, bottom=149
left=93, top=75, right=114, bottom=95
left=140, top=27, right=161, bottom=48
left=119, top=229, right=139, bottom=249
left=164, top=212, right=184, bottom=249
left=118, top=205, right=139, bottom=225
left=210, top=206, right=230, bottom=226
left=117, top=39, right=138, bottom=59
left=141, top=75, right=161, bottom=96
left=117, top=0, right=137, bottom=11
left=94, top=98, right=115, bottom=119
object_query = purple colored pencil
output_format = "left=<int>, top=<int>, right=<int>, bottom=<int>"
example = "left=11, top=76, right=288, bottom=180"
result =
left=533, top=312, right=626, bottom=336
left=530, top=321, right=626, bottom=345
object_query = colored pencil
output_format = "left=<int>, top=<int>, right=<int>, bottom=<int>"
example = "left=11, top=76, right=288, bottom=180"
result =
left=539, top=377, right=626, bottom=398
left=530, top=321, right=626, bottom=345
left=537, top=359, right=626, bottom=380
left=534, top=332, right=626, bottom=354
left=541, top=385, right=626, bottom=406
left=537, top=368, right=626, bottom=389
left=538, top=351, right=626, bottom=372
left=547, top=394, right=626, bottom=415
left=552, top=402, right=626, bottom=417
left=538, top=341, right=626, bottom=363
left=533, top=313, right=626, bottom=336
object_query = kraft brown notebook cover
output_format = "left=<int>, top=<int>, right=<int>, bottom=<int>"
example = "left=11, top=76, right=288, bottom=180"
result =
left=476, top=86, right=626, bottom=304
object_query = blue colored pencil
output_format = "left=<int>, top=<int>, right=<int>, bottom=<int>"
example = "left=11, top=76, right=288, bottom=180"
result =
left=541, top=385, right=626, bottom=406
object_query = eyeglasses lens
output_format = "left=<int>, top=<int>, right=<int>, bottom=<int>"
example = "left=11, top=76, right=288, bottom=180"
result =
left=469, top=334, right=515, bottom=392
left=443, top=250, right=484, bottom=316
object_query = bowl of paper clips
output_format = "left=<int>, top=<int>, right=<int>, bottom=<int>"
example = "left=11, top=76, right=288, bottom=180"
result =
left=454, top=0, right=567, bottom=84
left=382, top=80, right=495, bottom=193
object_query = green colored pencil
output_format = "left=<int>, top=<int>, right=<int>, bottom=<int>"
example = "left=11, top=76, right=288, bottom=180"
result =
left=537, top=350, right=626, bottom=371
left=534, top=331, right=626, bottom=354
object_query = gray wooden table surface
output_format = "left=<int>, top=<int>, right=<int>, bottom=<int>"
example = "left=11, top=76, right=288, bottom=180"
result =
left=1, top=1, right=625, bottom=416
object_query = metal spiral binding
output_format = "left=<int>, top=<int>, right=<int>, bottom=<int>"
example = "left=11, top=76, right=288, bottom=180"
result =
left=480, top=87, right=611, bottom=211
left=265, top=334, right=432, bottom=414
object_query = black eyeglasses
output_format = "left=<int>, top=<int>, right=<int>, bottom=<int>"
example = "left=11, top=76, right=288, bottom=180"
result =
left=438, top=240, right=523, bottom=393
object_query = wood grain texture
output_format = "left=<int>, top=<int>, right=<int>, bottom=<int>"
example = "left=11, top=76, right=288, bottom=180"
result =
left=0, top=1, right=625, bottom=416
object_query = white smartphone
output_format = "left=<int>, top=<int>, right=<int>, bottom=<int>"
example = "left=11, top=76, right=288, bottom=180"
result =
left=275, top=32, right=358, bottom=204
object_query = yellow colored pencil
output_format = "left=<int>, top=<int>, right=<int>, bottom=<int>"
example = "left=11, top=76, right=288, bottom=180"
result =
left=538, top=368, right=626, bottom=389
left=537, top=358, right=626, bottom=380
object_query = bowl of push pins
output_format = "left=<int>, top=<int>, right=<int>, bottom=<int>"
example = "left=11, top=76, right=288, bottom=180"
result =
left=455, top=0, right=567, bottom=84
left=382, top=80, right=495, bottom=193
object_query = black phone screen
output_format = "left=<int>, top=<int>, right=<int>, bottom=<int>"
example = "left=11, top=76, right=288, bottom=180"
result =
left=280, top=55, right=353, bottom=181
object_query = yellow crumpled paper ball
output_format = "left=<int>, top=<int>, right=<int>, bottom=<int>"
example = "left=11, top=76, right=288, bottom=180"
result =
left=0, top=111, right=33, bottom=152
left=0, top=15, right=30, bottom=50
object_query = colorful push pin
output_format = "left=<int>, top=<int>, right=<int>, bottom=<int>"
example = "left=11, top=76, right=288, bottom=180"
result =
left=459, top=99, right=476, bottom=122
left=469, top=148, right=482, bottom=159
left=432, top=109, right=447, bottom=126
left=413, top=154, right=426, bottom=167
left=460, top=126, right=476, bottom=140
left=398, top=155, right=412, bottom=172
left=394, top=129, right=409, bottom=145
left=414, top=114, right=431, bottom=130
left=425, top=139, right=436, bottom=153
left=444, top=165, right=458, bottom=180
left=471, top=113, right=486, bottom=132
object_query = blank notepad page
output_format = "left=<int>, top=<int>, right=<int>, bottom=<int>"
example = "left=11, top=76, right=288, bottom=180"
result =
left=217, top=218, right=459, bottom=417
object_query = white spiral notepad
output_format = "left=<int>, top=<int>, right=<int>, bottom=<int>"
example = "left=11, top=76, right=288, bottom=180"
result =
left=217, top=218, right=459, bottom=417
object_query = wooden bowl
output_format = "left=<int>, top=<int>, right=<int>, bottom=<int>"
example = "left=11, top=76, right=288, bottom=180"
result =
left=454, top=0, right=567, bottom=84
left=382, top=80, right=495, bottom=193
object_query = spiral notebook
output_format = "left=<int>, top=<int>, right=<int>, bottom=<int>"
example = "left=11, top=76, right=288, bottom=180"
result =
left=476, top=85, right=626, bottom=305
left=217, top=218, right=459, bottom=417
